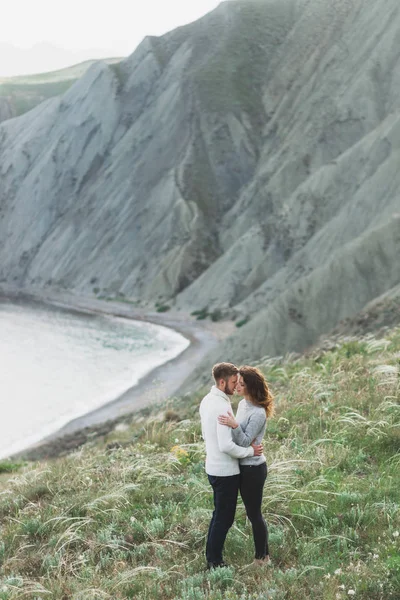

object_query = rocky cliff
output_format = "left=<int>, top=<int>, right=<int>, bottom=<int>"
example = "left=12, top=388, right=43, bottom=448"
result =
left=0, top=0, right=399, bottom=365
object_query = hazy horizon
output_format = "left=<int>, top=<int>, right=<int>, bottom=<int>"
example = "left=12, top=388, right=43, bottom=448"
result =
left=0, top=42, right=124, bottom=78
left=1, top=0, right=221, bottom=77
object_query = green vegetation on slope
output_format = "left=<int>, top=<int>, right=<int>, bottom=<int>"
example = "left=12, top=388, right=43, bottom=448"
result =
left=0, top=330, right=399, bottom=599
left=0, top=80, right=73, bottom=116
left=0, top=58, right=122, bottom=118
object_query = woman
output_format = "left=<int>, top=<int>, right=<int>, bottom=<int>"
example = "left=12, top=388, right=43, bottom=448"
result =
left=218, top=365, right=274, bottom=565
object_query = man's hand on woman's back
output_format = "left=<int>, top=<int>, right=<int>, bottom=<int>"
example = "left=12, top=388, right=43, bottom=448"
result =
left=251, top=442, right=263, bottom=456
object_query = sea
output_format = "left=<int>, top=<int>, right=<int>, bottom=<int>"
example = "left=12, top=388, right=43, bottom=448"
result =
left=0, top=302, right=189, bottom=459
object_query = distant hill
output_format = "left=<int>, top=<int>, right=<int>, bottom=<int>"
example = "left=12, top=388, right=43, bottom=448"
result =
left=0, top=0, right=399, bottom=368
left=0, top=58, right=123, bottom=122
left=0, top=41, right=124, bottom=77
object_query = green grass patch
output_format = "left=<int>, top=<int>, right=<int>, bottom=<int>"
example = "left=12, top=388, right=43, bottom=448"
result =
left=0, top=461, right=24, bottom=474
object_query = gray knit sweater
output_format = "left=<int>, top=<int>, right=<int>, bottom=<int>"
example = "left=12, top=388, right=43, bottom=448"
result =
left=231, top=399, right=267, bottom=466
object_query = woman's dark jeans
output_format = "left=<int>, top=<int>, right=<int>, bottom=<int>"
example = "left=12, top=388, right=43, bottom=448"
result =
left=240, top=462, right=269, bottom=559
left=206, top=474, right=240, bottom=565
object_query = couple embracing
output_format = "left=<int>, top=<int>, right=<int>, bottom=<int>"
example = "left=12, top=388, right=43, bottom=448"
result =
left=199, top=362, right=274, bottom=569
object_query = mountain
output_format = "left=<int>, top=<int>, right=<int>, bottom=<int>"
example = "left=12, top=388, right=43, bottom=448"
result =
left=0, top=58, right=123, bottom=123
left=0, top=0, right=399, bottom=367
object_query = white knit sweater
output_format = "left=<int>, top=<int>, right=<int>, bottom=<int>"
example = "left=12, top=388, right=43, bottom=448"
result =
left=199, top=386, right=254, bottom=476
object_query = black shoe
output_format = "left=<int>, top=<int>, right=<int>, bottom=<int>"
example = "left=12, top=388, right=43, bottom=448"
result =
left=207, top=561, right=229, bottom=570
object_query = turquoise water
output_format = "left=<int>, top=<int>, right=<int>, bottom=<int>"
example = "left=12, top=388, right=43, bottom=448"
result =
left=0, top=303, right=189, bottom=459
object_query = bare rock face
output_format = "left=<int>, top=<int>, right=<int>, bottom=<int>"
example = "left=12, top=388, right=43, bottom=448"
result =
left=1, top=0, right=400, bottom=365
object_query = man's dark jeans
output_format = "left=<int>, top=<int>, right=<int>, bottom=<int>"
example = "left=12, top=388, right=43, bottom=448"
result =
left=206, top=474, right=240, bottom=565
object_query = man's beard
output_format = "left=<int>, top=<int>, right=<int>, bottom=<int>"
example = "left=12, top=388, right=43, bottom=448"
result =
left=225, top=382, right=236, bottom=395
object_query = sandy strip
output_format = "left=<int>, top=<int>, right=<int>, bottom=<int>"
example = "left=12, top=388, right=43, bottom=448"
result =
left=0, top=288, right=232, bottom=458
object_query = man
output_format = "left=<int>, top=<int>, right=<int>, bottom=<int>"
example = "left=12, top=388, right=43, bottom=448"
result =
left=199, top=362, right=263, bottom=568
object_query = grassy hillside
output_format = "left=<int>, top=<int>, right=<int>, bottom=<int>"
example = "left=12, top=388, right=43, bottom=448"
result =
left=0, top=328, right=399, bottom=599
left=0, top=58, right=122, bottom=118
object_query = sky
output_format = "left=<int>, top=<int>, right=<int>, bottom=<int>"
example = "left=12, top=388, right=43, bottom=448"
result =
left=1, top=0, right=222, bottom=76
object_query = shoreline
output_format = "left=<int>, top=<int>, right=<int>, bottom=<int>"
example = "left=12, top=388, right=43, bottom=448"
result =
left=1, top=287, right=232, bottom=461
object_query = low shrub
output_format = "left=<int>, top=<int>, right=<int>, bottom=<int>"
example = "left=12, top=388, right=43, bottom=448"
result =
left=236, top=316, right=250, bottom=328
left=156, top=305, right=171, bottom=312
left=210, top=309, right=223, bottom=322
left=191, top=308, right=209, bottom=320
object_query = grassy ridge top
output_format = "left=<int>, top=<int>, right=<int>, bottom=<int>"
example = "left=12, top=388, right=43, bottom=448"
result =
left=0, top=329, right=399, bottom=599
left=0, top=58, right=122, bottom=118
left=0, top=59, right=122, bottom=85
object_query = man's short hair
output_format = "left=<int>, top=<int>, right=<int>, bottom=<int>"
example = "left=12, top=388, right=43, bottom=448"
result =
left=212, top=362, right=238, bottom=383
